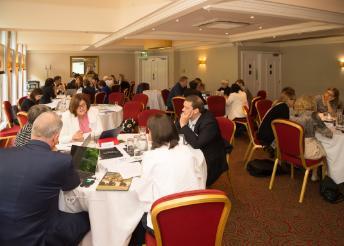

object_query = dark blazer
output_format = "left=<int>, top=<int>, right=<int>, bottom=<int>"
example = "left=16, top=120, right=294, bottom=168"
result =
left=176, top=110, right=228, bottom=186
left=167, top=82, right=186, bottom=110
left=257, top=102, right=290, bottom=146
left=120, top=81, right=130, bottom=92
left=21, top=98, right=36, bottom=112
left=0, top=140, right=80, bottom=246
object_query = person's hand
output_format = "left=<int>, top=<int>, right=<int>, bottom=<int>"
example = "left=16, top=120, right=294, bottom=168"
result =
left=72, top=130, right=84, bottom=142
left=180, top=111, right=193, bottom=128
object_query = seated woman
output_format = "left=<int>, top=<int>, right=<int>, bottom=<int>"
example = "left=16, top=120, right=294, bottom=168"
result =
left=82, top=79, right=96, bottom=103
left=257, top=87, right=296, bottom=147
left=136, top=114, right=206, bottom=230
left=315, top=88, right=342, bottom=115
left=225, top=83, right=248, bottom=120
left=290, top=96, right=333, bottom=181
left=20, top=88, right=43, bottom=112
left=14, top=105, right=51, bottom=146
left=40, top=78, right=56, bottom=104
left=98, top=80, right=111, bottom=103
left=59, top=94, right=103, bottom=143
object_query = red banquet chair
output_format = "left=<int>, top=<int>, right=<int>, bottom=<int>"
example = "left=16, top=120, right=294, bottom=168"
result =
left=207, top=96, right=226, bottom=117
left=161, top=89, right=170, bottom=106
left=17, top=96, right=27, bottom=111
left=17, top=112, right=28, bottom=128
left=94, top=92, right=106, bottom=104
left=145, top=189, right=231, bottom=246
left=242, top=106, right=264, bottom=169
left=269, top=119, right=327, bottom=203
left=172, top=96, right=185, bottom=119
left=255, top=99, right=273, bottom=124
left=233, top=96, right=262, bottom=132
left=257, top=90, right=267, bottom=99
left=132, top=93, right=149, bottom=109
left=123, top=101, right=144, bottom=122
left=216, top=117, right=236, bottom=145
left=108, top=92, right=125, bottom=106
left=137, top=109, right=165, bottom=128
left=1, top=101, right=20, bottom=147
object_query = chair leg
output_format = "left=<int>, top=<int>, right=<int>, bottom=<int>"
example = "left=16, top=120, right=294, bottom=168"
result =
left=321, top=161, right=327, bottom=180
left=244, top=145, right=256, bottom=169
left=299, top=169, right=310, bottom=203
left=291, top=165, right=294, bottom=179
left=243, top=142, right=252, bottom=163
left=269, top=158, right=279, bottom=190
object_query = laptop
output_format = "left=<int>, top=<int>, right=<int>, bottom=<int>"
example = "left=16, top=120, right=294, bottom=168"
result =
left=99, top=127, right=122, bottom=140
left=71, top=135, right=99, bottom=179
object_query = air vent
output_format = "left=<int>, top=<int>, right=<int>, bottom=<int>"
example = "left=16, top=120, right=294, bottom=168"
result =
left=193, top=19, right=249, bottom=30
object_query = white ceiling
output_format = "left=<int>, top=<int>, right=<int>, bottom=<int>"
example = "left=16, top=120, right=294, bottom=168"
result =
left=1, top=0, right=343, bottom=52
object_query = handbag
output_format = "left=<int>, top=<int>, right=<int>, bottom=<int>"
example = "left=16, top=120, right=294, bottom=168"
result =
left=304, top=137, right=326, bottom=160
left=320, top=176, right=344, bottom=204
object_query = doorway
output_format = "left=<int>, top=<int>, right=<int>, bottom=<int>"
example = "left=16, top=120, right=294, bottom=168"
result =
left=140, top=56, right=168, bottom=91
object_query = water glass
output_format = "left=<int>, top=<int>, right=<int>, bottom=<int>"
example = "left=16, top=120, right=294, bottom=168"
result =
left=138, top=126, right=146, bottom=135
left=126, top=138, right=134, bottom=156
left=336, top=111, right=344, bottom=127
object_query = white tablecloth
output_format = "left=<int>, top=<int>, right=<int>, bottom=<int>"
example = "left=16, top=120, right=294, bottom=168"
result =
left=143, top=90, right=165, bottom=110
left=58, top=134, right=206, bottom=246
left=316, top=130, right=344, bottom=184
left=93, top=104, right=123, bottom=130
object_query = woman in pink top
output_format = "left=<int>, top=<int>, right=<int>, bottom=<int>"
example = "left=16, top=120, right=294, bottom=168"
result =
left=59, top=94, right=103, bottom=143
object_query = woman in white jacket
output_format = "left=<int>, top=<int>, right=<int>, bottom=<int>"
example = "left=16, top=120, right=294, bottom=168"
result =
left=59, top=94, right=103, bottom=143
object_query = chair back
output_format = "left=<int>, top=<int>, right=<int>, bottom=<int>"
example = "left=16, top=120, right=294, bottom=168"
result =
left=123, top=101, right=144, bottom=122
left=249, top=96, right=262, bottom=119
left=132, top=93, right=149, bottom=109
left=3, top=101, right=14, bottom=126
left=256, top=99, right=273, bottom=123
left=257, top=90, right=267, bottom=99
left=17, top=112, right=28, bottom=128
left=172, top=97, right=185, bottom=118
left=137, top=109, right=165, bottom=127
left=108, top=92, right=124, bottom=106
left=161, top=89, right=170, bottom=106
left=149, top=189, right=231, bottom=246
left=136, top=82, right=150, bottom=94
left=94, top=92, right=106, bottom=104
left=111, top=84, right=120, bottom=92
left=216, top=117, right=236, bottom=145
left=207, top=96, right=226, bottom=117
left=271, top=119, right=306, bottom=167
left=128, top=82, right=135, bottom=100
left=243, top=106, right=258, bottom=144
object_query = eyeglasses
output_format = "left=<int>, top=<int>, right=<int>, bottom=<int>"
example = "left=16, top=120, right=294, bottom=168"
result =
left=78, top=103, right=87, bottom=109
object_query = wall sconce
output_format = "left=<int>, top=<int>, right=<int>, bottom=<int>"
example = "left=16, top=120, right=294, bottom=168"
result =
left=198, top=58, right=206, bottom=65
left=340, top=60, right=344, bottom=68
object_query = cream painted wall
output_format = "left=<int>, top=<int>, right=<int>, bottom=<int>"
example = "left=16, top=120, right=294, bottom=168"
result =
left=174, top=46, right=239, bottom=91
left=281, top=43, right=344, bottom=98
left=27, top=52, right=135, bottom=84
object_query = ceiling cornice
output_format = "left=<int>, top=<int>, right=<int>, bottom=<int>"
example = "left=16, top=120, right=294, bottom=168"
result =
left=93, top=0, right=223, bottom=48
left=204, top=0, right=344, bottom=25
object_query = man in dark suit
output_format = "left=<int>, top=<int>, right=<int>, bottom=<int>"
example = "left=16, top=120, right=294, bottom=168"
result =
left=0, top=112, right=90, bottom=246
left=176, top=95, right=228, bottom=186
left=166, top=76, right=188, bottom=111
left=183, top=80, right=206, bottom=104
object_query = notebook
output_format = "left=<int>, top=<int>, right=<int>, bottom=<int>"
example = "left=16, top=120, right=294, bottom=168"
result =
left=96, top=172, right=132, bottom=191
left=99, top=147, right=123, bottom=159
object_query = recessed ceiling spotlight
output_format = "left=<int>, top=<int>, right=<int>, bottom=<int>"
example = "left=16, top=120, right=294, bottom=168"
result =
left=225, top=32, right=229, bottom=35
left=199, top=28, right=203, bottom=31
left=176, top=19, right=179, bottom=22
left=152, top=28, right=156, bottom=31
left=250, top=16, right=255, bottom=19
left=258, top=26, right=263, bottom=30
left=272, top=36, right=276, bottom=38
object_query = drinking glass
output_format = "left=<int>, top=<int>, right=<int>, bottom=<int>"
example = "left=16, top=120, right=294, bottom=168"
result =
left=336, top=111, right=344, bottom=127
left=138, top=126, right=146, bottom=136
left=126, top=138, right=134, bottom=156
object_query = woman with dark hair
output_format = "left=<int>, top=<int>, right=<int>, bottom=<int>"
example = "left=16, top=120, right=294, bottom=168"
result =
left=21, top=88, right=43, bottom=112
left=225, top=83, right=248, bottom=120
left=82, top=79, right=96, bottom=103
left=59, top=94, right=103, bottom=143
left=315, top=88, right=342, bottom=114
left=40, top=78, right=56, bottom=104
left=135, top=114, right=207, bottom=230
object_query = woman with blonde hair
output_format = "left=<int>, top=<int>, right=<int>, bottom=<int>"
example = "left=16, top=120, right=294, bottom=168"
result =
left=291, top=95, right=333, bottom=181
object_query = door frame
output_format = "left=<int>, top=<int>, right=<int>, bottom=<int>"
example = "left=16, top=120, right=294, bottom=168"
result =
left=138, top=55, right=168, bottom=90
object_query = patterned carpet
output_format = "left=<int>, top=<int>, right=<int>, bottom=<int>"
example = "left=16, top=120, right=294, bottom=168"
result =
left=210, top=135, right=344, bottom=245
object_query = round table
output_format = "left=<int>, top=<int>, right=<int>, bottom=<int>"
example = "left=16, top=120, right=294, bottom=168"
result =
left=93, top=104, right=123, bottom=130
left=143, top=90, right=166, bottom=110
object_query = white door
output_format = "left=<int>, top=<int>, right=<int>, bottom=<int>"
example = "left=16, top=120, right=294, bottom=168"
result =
left=261, top=53, right=281, bottom=100
left=140, top=56, right=168, bottom=90
left=241, top=51, right=259, bottom=96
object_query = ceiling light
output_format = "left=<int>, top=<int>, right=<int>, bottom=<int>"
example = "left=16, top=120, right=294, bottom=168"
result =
left=176, top=19, right=179, bottom=22
left=152, top=28, right=156, bottom=31
left=250, top=16, right=255, bottom=19
left=272, top=36, right=276, bottom=38
left=225, top=32, right=229, bottom=35
left=199, top=28, right=202, bottom=31
left=258, top=26, right=263, bottom=30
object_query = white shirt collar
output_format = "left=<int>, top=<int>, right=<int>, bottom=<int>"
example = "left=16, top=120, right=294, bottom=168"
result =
left=188, top=114, right=201, bottom=131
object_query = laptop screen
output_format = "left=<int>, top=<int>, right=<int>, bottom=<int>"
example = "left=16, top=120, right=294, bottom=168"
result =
left=70, top=145, right=99, bottom=174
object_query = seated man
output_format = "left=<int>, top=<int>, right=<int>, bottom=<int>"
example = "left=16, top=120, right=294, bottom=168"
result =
left=166, top=76, right=188, bottom=111
left=183, top=80, right=206, bottom=104
left=257, top=87, right=296, bottom=147
left=176, top=95, right=228, bottom=186
left=0, top=112, right=90, bottom=246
